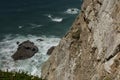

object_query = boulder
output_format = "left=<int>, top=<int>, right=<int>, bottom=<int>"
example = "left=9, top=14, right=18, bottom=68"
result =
left=47, top=46, right=55, bottom=55
left=11, top=40, right=38, bottom=60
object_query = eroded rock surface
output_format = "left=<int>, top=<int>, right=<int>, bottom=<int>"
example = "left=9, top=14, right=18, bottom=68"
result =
left=42, top=0, right=120, bottom=80
left=12, top=40, right=38, bottom=60
left=47, top=46, right=55, bottom=55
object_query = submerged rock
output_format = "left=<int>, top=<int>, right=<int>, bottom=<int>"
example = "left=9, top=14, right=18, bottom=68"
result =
left=36, top=39, right=44, bottom=41
left=11, top=40, right=38, bottom=61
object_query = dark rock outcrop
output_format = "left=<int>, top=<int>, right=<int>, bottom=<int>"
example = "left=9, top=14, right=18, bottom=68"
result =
left=47, top=46, right=55, bottom=55
left=12, top=40, right=38, bottom=60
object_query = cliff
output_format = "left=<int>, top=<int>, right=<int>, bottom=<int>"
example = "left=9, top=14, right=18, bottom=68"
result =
left=41, top=0, right=120, bottom=80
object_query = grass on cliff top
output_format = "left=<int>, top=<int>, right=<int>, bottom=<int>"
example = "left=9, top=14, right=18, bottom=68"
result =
left=0, top=70, right=44, bottom=80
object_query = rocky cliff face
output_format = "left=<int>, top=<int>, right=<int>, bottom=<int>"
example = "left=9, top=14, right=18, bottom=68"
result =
left=41, top=0, right=120, bottom=80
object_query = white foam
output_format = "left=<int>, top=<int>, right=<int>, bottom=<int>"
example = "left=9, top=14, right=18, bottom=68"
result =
left=47, top=14, right=63, bottom=22
left=0, top=34, right=60, bottom=77
left=65, top=8, right=79, bottom=14
left=29, top=23, right=43, bottom=28
left=18, top=26, right=23, bottom=29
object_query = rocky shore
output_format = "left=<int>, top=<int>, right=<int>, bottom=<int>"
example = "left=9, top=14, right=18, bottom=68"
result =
left=41, top=0, right=120, bottom=80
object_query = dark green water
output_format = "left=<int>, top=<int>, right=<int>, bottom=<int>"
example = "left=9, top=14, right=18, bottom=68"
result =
left=0, top=0, right=82, bottom=38
left=0, top=0, right=82, bottom=77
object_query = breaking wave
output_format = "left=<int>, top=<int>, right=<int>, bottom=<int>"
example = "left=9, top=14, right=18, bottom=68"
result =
left=47, top=14, right=63, bottom=22
left=0, top=34, right=60, bottom=77
left=29, top=24, right=43, bottom=29
left=65, top=8, right=79, bottom=14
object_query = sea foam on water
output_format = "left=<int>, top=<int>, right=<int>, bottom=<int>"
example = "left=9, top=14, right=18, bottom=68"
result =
left=0, top=34, right=60, bottom=77
left=65, top=8, right=79, bottom=14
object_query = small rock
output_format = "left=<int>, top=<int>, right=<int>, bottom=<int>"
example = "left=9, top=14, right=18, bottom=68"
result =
left=16, top=41, right=20, bottom=45
left=11, top=40, right=38, bottom=61
left=47, top=46, right=55, bottom=55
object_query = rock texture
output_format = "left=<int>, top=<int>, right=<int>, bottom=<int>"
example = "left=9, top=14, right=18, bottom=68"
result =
left=42, top=0, right=120, bottom=80
left=47, top=46, right=55, bottom=55
left=12, top=40, right=38, bottom=60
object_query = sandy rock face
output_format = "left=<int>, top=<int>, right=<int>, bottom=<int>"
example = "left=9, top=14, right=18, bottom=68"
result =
left=42, top=0, right=120, bottom=80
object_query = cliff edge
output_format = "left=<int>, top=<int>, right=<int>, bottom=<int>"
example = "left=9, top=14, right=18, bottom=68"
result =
left=41, top=0, right=120, bottom=80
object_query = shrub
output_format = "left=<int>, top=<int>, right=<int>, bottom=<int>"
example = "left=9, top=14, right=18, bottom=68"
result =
left=0, top=70, right=44, bottom=80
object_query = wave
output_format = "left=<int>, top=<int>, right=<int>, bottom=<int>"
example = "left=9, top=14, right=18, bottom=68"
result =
left=29, top=23, right=43, bottom=28
left=18, top=24, right=42, bottom=29
left=0, top=34, right=60, bottom=77
left=47, top=14, right=63, bottom=22
left=18, top=26, right=23, bottom=29
left=65, top=8, right=79, bottom=14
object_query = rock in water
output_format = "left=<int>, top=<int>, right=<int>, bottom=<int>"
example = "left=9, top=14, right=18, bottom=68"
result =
left=11, top=40, right=38, bottom=60
left=36, top=39, right=44, bottom=41
left=47, top=46, right=55, bottom=55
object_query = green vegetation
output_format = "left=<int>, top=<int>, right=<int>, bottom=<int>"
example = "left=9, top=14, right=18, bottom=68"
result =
left=103, top=76, right=112, bottom=80
left=0, top=70, right=44, bottom=80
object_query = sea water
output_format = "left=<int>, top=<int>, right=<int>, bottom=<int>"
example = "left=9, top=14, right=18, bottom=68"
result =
left=0, top=0, right=82, bottom=77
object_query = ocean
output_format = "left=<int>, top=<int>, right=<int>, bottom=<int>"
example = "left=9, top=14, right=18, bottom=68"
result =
left=0, top=0, right=82, bottom=77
